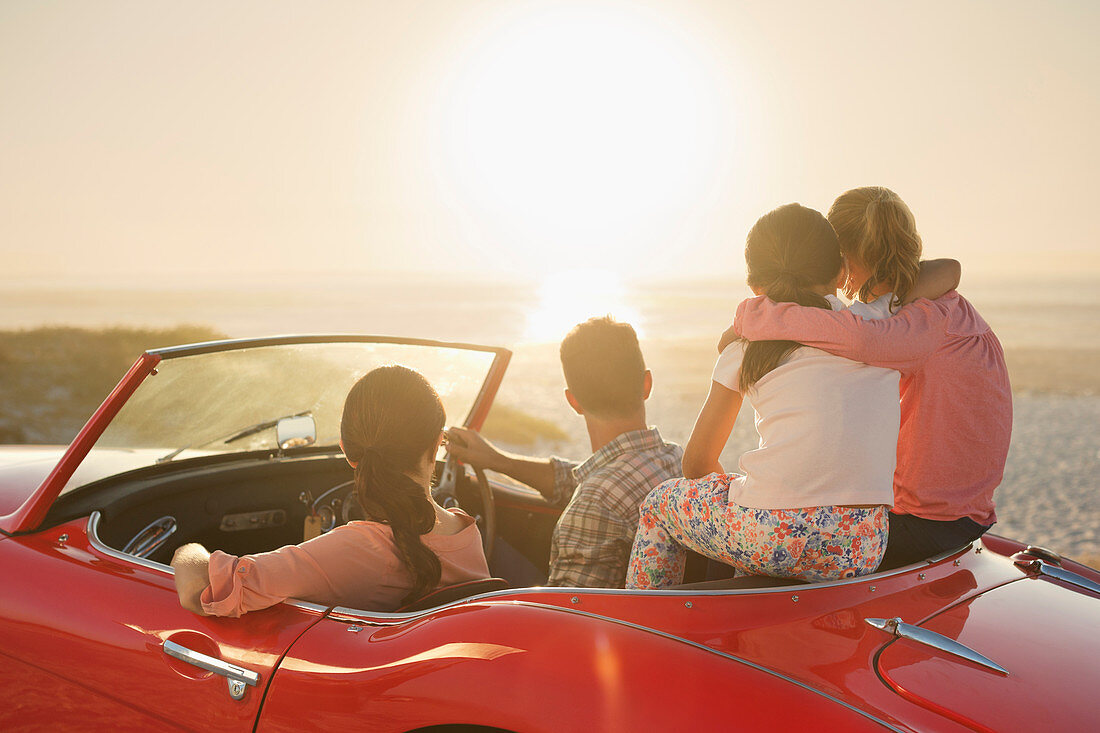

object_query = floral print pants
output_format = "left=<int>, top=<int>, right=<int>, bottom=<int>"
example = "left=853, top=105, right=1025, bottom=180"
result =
left=626, top=473, right=889, bottom=589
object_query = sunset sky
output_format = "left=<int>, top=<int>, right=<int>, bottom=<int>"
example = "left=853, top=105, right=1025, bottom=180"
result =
left=3, top=1, right=1099, bottom=287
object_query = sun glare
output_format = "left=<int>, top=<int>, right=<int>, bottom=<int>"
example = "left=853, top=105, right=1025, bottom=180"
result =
left=435, top=3, right=727, bottom=277
left=523, top=269, right=644, bottom=343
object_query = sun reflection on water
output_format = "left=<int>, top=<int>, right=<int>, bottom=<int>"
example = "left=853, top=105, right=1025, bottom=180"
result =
left=522, top=270, right=645, bottom=344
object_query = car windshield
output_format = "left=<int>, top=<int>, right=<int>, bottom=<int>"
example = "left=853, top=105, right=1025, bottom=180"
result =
left=61, top=340, right=498, bottom=494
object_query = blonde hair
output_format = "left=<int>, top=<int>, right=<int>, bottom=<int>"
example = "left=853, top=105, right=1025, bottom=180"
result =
left=828, top=186, right=922, bottom=307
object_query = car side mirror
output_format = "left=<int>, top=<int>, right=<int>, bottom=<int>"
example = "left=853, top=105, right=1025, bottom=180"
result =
left=276, top=415, right=316, bottom=450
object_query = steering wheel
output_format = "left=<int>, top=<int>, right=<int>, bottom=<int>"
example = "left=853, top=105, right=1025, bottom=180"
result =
left=433, top=454, right=496, bottom=560
left=309, top=456, right=496, bottom=558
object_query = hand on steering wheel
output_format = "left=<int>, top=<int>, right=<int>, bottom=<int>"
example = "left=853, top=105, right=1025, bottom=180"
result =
left=433, top=451, right=496, bottom=560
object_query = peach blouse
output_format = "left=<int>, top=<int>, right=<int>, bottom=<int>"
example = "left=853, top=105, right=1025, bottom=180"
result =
left=200, top=509, right=490, bottom=616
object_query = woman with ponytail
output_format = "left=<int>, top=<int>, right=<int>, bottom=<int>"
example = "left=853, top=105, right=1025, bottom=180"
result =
left=626, top=204, right=901, bottom=588
left=731, top=187, right=1011, bottom=569
left=172, top=365, right=490, bottom=616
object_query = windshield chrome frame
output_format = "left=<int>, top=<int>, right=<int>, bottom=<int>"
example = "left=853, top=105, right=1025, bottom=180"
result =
left=149, top=334, right=511, bottom=430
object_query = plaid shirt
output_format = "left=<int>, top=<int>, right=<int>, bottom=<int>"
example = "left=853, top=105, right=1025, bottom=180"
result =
left=547, top=428, right=683, bottom=588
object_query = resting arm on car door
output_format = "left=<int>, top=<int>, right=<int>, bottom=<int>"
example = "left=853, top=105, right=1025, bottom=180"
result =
left=172, top=538, right=341, bottom=618
left=172, top=543, right=212, bottom=615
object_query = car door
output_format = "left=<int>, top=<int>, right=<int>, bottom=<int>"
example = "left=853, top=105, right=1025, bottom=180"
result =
left=0, top=513, right=326, bottom=732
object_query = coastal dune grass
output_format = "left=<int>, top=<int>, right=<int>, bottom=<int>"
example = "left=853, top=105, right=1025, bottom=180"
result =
left=481, top=403, right=569, bottom=447
left=0, top=325, right=226, bottom=444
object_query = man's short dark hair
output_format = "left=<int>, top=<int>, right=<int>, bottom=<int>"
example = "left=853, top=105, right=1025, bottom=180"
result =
left=559, top=316, right=646, bottom=418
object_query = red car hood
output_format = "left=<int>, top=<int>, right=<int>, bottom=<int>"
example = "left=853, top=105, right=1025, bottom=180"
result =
left=0, top=446, right=68, bottom=516
left=0, top=446, right=189, bottom=516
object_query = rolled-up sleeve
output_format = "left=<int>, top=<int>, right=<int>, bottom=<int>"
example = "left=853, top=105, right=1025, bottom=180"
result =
left=200, top=544, right=332, bottom=617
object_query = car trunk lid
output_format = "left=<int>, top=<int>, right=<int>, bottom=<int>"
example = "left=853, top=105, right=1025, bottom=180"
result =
left=874, top=575, right=1100, bottom=731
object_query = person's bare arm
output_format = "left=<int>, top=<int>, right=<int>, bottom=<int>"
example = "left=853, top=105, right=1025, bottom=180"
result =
left=904, top=258, right=961, bottom=304
left=171, top=543, right=212, bottom=615
left=717, top=325, right=739, bottom=354
left=446, top=427, right=558, bottom=500
left=681, top=382, right=744, bottom=479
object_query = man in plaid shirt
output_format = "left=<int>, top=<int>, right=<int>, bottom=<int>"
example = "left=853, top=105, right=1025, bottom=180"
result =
left=446, top=317, right=683, bottom=588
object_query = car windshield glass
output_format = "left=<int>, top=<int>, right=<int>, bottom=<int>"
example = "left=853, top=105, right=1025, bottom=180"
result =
left=61, top=341, right=497, bottom=494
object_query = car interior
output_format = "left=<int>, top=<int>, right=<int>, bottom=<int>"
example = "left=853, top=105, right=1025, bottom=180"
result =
left=47, top=449, right=802, bottom=612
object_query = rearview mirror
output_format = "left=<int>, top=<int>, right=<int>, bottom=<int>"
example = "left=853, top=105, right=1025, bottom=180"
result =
left=276, top=415, right=316, bottom=450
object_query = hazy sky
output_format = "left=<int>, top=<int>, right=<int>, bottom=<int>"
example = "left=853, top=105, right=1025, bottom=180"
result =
left=3, top=0, right=1099, bottom=286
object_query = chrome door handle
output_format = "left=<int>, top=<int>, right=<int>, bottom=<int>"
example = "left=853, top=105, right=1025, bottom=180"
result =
left=163, top=639, right=260, bottom=700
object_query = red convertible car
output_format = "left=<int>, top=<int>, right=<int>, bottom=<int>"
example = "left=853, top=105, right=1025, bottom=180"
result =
left=1, top=335, right=1098, bottom=732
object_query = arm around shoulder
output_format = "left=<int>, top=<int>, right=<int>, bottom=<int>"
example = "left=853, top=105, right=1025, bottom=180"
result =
left=739, top=295, right=946, bottom=375
left=905, top=258, right=961, bottom=304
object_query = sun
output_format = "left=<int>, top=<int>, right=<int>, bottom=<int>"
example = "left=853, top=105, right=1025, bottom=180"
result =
left=523, top=269, right=644, bottom=343
left=432, top=3, right=729, bottom=277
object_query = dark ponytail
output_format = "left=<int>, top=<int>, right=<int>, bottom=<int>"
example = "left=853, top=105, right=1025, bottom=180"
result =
left=739, top=204, right=841, bottom=392
left=341, top=365, right=445, bottom=606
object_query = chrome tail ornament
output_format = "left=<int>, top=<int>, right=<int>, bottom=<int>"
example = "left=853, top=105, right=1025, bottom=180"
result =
left=866, top=617, right=1009, bottom=676
left=1015, top=558, right=1100, bottom=596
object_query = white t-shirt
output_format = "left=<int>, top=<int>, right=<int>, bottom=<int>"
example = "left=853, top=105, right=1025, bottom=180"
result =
left=712, top=294, right=899, bottom=509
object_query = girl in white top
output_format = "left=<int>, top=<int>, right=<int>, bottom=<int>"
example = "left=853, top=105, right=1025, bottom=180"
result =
left=626, top=203, right=899, bottom=587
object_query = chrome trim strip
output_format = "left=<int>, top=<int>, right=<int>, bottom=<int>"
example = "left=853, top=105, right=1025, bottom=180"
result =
left=285, top=599, right=330, bottom=613
left=162, top=639, right=260, bottom=686
left=149, top=334, right=508, bottom=360
left=866, top=617, right=1008, bottom=676
left=328, top=545, right=977, bottom=622
left=924, top=543, right=973, bottom=564
left=87, top=511, right=173, bottom=574
left=85, top=512, right=328, bottom=614
left=1021, top=558, right=1100, bottom=595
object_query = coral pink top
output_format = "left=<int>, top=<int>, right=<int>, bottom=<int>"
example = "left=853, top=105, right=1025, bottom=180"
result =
left=734, top=291, right=1011, bottom=525
left=200, top=510, right=489, bottom=616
